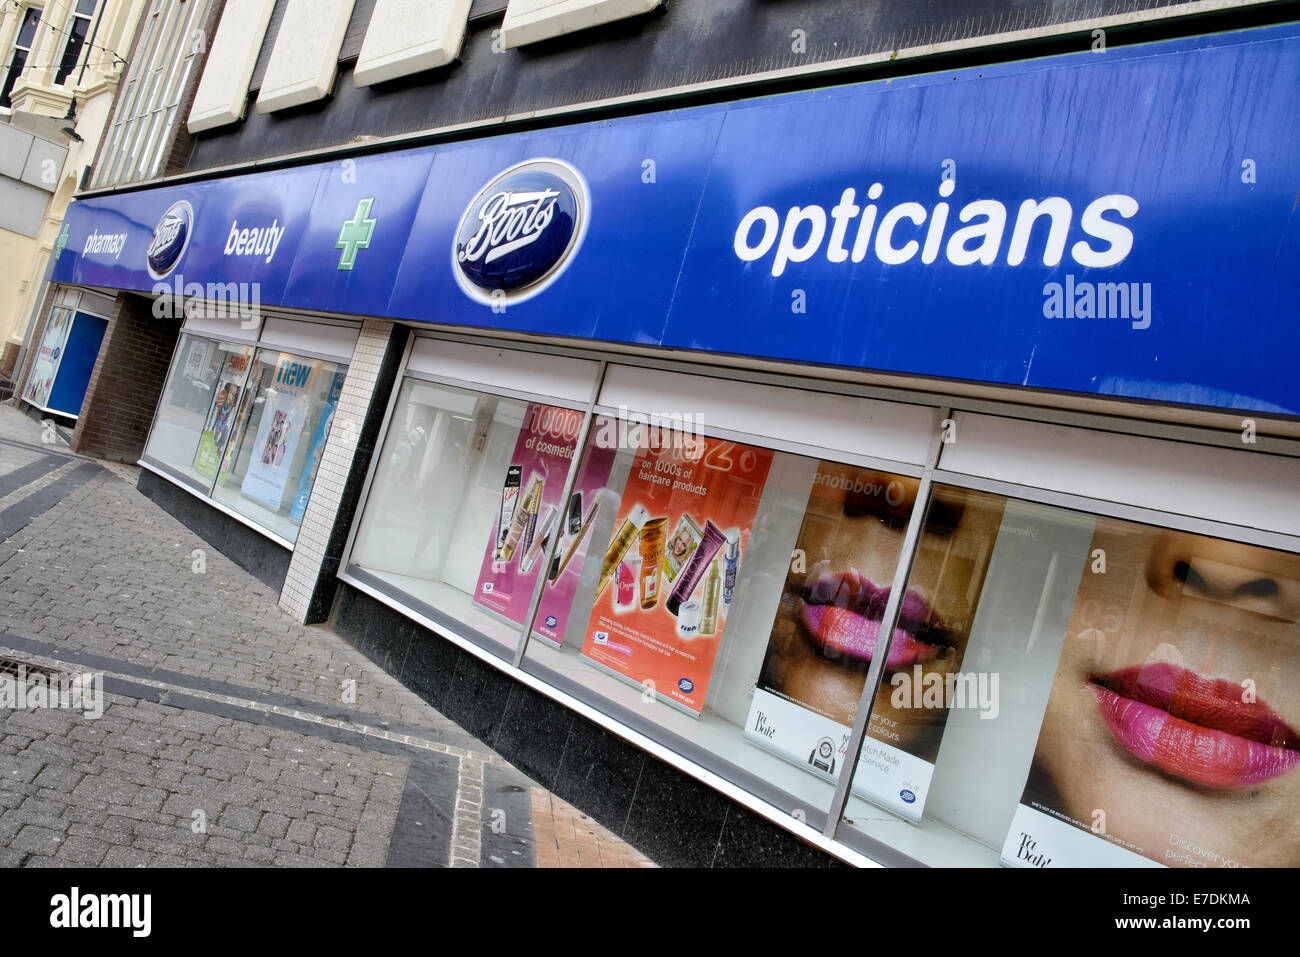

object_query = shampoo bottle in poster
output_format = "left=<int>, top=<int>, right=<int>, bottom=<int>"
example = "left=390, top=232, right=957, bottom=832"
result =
left=500, top=474, right=542, bottom=563
left=701, top=557, right=722, bottom=634
left=595, top=504, right=650, bottom=598
left=638, top=517, right=668, bottom=609
left=722, top=529, right=740, bottom=609
left=666, top=519, right=725, bottom=616
left=494, top=466, right=523, bottom=561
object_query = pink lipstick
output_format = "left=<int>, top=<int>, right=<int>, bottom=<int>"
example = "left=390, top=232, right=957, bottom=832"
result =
left=1090, top=663, right=1300, bottom=788
left=794, top=568, right=951, bottom=670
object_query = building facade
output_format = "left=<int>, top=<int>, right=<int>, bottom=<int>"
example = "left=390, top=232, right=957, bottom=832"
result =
left=0, top=0, right=150, bottom=383
left=15, top=0, right=1300, bottom=867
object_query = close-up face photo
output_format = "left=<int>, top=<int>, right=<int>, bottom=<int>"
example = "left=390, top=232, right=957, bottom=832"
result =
left=759, top=466, right=1002, bottom=758
left=1029, top=524, right=1300, bottom=867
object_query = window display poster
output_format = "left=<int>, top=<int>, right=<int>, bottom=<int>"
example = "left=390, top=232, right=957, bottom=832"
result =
left=745, top=462, right=982, bottom=822
left=473, top=404, right=617, bottom=642
left=579, top=433, right=773, bottom=715
left=22, top=308, right=73, bottom=409
left=194, top=351, right=251, bottom=480
left=240, top=356, right=312, bottom=511
left=289, top=369, right=346, bottom=522
left=1001, top=525, right=1300, bottom=868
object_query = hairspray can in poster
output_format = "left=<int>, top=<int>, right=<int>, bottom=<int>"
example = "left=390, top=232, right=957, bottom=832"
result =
left=666, top=519, right=725, bottom=617
left=595, top=504, right=650, bottom=598
left=701, top=557, right=722, bottom=634
left=494, top=466, right=522, bottom=561
left=722, top=529, right=740, bottom=609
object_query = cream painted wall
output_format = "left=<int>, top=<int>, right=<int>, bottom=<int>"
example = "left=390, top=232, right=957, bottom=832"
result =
left=0, top=0, right=148, bottom=369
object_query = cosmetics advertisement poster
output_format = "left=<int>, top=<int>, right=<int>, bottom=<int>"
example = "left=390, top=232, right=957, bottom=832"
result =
left=472, top=403, right=617, bottom=643
left=289, top=369, right=345, bottom=522
left=240, top=357, right=311, bottom=510
left=999, top=521, right=1300, bottom=868
left=745, top=462, right=982, bottom=822
left=579, top=434, right=773, bottom=716
left=194, top=351, right=251, bottom=480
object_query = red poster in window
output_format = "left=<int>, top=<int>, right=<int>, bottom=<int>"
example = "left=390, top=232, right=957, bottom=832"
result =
left=580, top=433, right=773, bottom=715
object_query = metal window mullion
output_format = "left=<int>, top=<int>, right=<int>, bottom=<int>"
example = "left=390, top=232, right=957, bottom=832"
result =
left=511, top=361, right=609, bottom=669
left=821, top=407, right=951, bottom=839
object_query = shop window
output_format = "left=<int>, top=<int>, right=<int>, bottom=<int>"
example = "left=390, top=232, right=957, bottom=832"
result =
left=349, top=378, right=592, bottom=657
left=142, top=316, right=353, bottom=545
left=517, top=412, right=923, bottom=823
left=0, top=7, right=41, bottom=109
left=838, top=486, right=1300, bottom=868
left=144, top=334, right=255, bottom=490
left=209, top=350, right=347, bottom=543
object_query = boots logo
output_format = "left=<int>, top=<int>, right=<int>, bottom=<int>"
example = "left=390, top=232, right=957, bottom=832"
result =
left=453, top=158, right=589, bottom=306
left=146, top=201, right=193, bottom=280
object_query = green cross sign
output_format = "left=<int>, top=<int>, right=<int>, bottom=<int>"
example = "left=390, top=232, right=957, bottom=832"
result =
left=336, top=198, right=377, bottom=270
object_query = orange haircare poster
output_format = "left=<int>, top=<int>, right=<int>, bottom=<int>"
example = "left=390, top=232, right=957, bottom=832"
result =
left=579, top=434, right=773, bottom=714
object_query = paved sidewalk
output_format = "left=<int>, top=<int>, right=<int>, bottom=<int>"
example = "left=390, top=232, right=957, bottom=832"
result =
left=0, top=403, right=656, bottom=868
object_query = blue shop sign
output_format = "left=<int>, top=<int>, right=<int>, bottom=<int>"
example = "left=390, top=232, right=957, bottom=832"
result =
left=52, top=24, right=1300, bottom=416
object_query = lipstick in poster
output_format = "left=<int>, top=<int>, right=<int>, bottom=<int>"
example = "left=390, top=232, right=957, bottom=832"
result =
left=500, top=474, right=542, bottom=563
left=551, top=497, right=601, bottom=583
left=722, top=529, right=741, bottom=609
left=666, top=519, right=725, bottom=616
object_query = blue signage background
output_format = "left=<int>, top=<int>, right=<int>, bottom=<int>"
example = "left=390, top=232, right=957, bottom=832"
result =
left=51, top=24, right=1300, bottom=415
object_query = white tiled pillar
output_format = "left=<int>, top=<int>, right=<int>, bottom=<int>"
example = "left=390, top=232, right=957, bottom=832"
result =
left=279, top=318, right=395, bottom=622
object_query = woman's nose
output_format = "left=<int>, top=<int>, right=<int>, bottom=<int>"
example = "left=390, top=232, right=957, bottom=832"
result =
left=1148, top=543, right=1300, bottom=623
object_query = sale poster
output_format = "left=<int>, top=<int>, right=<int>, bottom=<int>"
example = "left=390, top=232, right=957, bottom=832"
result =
left=290, top=369, right=346, bottom=521
left=22, top=309, right=72, bottom=409
left=473, top=403, right=617, bottom=642
left=241, top=356, right=311, bottom=509
left=579, top=433, right=773, bottom=715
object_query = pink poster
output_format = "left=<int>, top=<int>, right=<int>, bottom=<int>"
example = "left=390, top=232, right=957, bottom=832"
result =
left=473, top=403, right=616, bottom=643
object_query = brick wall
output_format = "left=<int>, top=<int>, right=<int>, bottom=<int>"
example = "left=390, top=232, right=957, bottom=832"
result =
left=71, top=292, right=180, bottom=462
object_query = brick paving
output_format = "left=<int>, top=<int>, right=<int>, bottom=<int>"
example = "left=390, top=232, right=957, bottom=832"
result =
left=0, top=403, right=655, bottom=868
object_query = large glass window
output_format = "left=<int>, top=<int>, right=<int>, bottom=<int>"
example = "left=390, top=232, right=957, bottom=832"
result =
left=1, top=7, right=41, bottom=109
left=209, top=350, right=347, bottom=543
left=145, top=334, right=254, bottom=488
left=838, top=486, right=1300, bottom=868
left=349, top=379, right=592, bottom=656
left=143, top=330, right=347, bottom=545
left=512, top=414, right=922, bottom=824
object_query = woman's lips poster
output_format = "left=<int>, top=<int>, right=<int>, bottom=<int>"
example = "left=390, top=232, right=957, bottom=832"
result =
left=744, top=460, right=963, bottom=823
left=579, top=434, right=772, bottom=716
left=473, top=403, right=616, bottom=643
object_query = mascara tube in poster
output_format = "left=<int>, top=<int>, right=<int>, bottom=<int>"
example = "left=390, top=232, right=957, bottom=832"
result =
left=500, top=474, right=542, bottom=563
left=595, top=504, right=650, bottom=599
left=519, top=505, right=558, bottom=574
left=722, top=529, right=740, bottom=609
left=494, top=466, right=523, bottom=560
left=666, top=519, right=725, bottom=617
